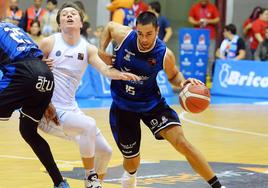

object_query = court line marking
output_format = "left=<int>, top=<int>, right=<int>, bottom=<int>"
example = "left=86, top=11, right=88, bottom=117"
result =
left=0, top=155, right=81, bottom=164
left=179, top=111, right=268, bottom=137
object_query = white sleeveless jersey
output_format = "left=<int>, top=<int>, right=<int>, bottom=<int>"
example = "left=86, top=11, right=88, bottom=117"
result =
left=49, top=33, right=89, bottom=110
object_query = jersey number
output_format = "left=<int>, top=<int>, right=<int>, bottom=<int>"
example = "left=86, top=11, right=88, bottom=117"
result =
left=126, top=85, right=135, bottom=95
left=4, top=27, right=32, bottom=44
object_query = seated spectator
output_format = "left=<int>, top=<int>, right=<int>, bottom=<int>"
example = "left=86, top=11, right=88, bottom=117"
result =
left=149, top=1, right=172, bottom=43
left=28, top=20, right=44, bottom=46
left=216, top=24, right=246, bottom=60
left=42, top=0, right=58, bottom=36
left=255, top=27, right=268, bottom=61
left=5, top=0, right=23, bottom=26
left=242, top=6, right=262, bottom=59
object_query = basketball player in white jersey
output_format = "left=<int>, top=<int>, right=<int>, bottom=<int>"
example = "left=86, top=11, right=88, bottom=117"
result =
left=38, top=2, right=140, bottom=188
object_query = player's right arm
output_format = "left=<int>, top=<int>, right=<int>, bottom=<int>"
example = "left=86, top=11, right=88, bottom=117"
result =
left=163, top=48, right=203, bottom=89
left=98, top=21, right=132, bottom=65
left=39, top=36, right=55, bottom=69
left=100, top=21, right=131, bottom=50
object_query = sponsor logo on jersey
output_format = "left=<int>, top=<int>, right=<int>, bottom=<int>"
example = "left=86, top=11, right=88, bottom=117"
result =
left=64, top=55, right=73, bottom=58
left=77, top=53, right=84, bottom=60
left=148, top=58, right=156, bottom=66
left=55, top=50, right=61, bottom=57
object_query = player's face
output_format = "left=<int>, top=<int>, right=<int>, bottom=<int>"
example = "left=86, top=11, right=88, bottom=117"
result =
left=59, top=7, right=83, bottom=31
left=136, top=23, right=158, bottom=51
left=0, top=1, right=8, bottom=20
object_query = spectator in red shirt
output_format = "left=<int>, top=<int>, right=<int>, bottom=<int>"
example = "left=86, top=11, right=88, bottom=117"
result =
left=188, top=0, right=220, bottom=39
left=242, top=6, right=262, bottom=59
left=251, top=8, right=268, bottom=56
left=188, top=0, right=220, bottom=80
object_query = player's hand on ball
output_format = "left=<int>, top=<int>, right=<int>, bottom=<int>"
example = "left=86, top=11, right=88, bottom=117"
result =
left=181, top=78, right=204, bottom=88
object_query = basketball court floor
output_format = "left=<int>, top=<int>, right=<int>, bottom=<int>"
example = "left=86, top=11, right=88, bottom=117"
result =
left=0, top=96, right=268, bottom=188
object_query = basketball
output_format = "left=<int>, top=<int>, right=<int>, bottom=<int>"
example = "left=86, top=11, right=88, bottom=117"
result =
left=179, top=83, right=210, bottom=113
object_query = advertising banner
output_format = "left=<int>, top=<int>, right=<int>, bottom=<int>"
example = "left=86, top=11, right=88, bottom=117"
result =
left=179, top=28, right=210, bottom=83
left=211, top=59, right=268, bottom=98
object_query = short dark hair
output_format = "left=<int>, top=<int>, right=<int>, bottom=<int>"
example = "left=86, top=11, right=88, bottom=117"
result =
left=47, top=0, right=57, bottom=5
left=224, top=24, right=237, bottom=35
left=56, top=2, right=84, bottom=25
left=136, top=11, right=158, bottom=28
left=149, top=1, right=161, bottom=14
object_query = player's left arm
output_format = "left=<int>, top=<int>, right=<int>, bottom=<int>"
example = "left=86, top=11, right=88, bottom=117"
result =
left=88, top=44, right=140, bottom=81
left=163, top=48, right=202, bottom=89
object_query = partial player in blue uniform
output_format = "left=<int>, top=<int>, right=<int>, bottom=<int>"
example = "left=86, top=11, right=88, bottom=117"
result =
left=99, top=12, right=226, bottom=188
left=0, top=2, right=69, bottom=187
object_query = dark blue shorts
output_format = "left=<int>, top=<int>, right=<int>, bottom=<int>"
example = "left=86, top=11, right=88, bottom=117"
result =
left=0, top=59, right=54, bottom=122
left=109, top=100, right=181, bottom=158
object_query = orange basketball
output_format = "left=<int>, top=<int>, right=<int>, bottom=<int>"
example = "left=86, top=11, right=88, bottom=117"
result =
left=179, top=84, right=210, bottom=113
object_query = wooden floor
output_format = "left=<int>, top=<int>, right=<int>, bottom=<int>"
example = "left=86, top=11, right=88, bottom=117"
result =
left=0, top=104, right=268, bottom=188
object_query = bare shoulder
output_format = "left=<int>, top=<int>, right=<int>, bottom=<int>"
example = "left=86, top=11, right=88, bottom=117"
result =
left=87, top=43, right=98, bottom=54
left=108, top=21, right=132, bottom=44
left=165, top=48, right=176, bottom=62
left=39, top=35, right=55, bottom=56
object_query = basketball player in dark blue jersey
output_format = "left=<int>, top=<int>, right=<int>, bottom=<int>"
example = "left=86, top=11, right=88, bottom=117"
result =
left=99, top=12, right=225, bottom=188
left=0, top=2, right=69, bottom=188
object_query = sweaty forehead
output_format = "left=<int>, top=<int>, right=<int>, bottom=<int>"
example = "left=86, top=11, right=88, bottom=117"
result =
left=61, top=7, right=79, bottom=14
left=136, top=23, right=155, bottom=32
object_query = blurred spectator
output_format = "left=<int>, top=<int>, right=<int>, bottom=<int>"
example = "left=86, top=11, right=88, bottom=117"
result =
left=133, top=0, right=148, bottom=17
left=89, top=25, right=114, bottom=54
left=5, top=0, right=23, bottom=26
left=255, top=26, right=268, bottom=61
left=74, top=1, right=89, bottom=22
left=188, top=0, right=220, bottom=78
left=242, top=6, right=262, bottom=59
left=149, top=1, right=172, bottom=43
left=216, top=24, right=246, bottom=60
left=41, top=0, right=58, bottom=37
left=88, top=25, right=102, bottom=47
left=81, top=21, right=91, bottom=40
left=19, top=0, right=46, bottom=32
left=251, top=8, right=268, bottom=56
left=28, top=20, right=44, bottom=46
left=106, top=0, right=135, bottom=28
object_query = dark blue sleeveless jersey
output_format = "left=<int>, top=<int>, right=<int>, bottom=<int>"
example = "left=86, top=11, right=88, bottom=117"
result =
left=111, top=30, right=167, bottom=112
left=0, top=22, right=43, bottom=63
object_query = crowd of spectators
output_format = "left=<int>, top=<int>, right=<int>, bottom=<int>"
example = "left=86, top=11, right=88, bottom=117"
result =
left=3, top=0, right=268, bottom=63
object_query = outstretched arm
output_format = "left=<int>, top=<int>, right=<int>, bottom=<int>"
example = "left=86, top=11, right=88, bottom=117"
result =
left=88, top=44, right=140, bottom=81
